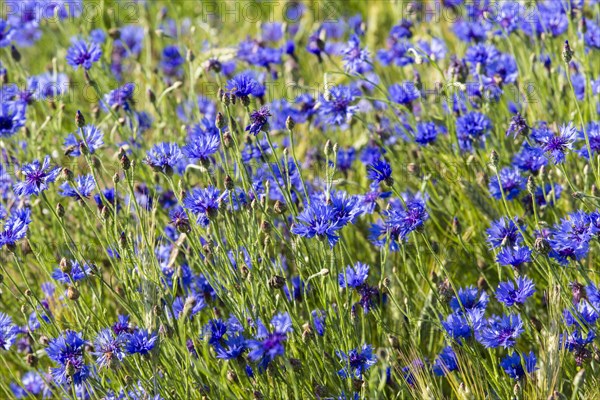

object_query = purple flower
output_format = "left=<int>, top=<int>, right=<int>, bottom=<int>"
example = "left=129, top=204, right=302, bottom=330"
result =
left=59, top=174, right=95, bottom=199
left=159, top=45, right=184, bottom=78
left=51, top=260, right=92, bottom=283
left=0, top=208, right=32, bottom=248
left=246, top=312, right=292, bottom=371
left=450, top=286, right=489, bottom=313
left=477, top=314, right=524, bottom=348
left=367, top=159, right=393, bottom=187
left=339, top=262, right=369, bottom=288
left=433, top=346, right=459, bottom=376
left=496, top=246, right=532, bottom=268
left=291, top=203, right=344, bottom=247
left=14, top=156, right=60, bottom=196
left=66, top=39, right=102, bottom=70
left=486, top=217, right=524, bottom=249
left=317, top=85, right=359, bottom=127
left=0, top=102, right=26, bottom=137
left=102, top=82, right=136, bottom=111
left=226, top=71, right=263, bottom=98
left=369, top=198, right=429, bottom=251
left=342, top=34, right=372, bottom=74
left=0, top=312, right=19, bottom=350
left=456, top=112, right=492, bottom=152
left=388, top=82, right=420, bottom=105
left=336, top=344, right=377, bottom=378
left=93, top=328, right=127, bottom=368
left=495, top=276, right=535, bottom=306
left=540, top=122, right=577, bottom=164
left=488, top=167, right=525, bottom=200
left=183, top=186, right=226, bottom=225
left=46, top=330, right=89, bottom=385
left=145, top=142, right=183, bottom=174
left=500, top=351, right=537, bottom=380
left=246, top=106, right=271, bottom=135
left=64, top=125, right=104, bottom=156
left=183, top=125, right=220, bottom=163
left=126, top=329, right=158, bottom=355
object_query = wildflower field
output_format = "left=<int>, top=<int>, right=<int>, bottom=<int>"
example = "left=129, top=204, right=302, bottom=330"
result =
left=1, top=0, right=600, bottom=398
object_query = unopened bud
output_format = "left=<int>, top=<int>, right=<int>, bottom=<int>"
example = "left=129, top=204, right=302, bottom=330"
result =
left=66, top=286, right=80, bottom=300
left=56, top=203, right=65, bottom=217
left=75, top=110, right=85, bottom=128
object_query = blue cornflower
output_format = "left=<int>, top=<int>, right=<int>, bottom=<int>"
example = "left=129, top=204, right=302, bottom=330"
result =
left=0, top=102, right=26, bottom=137
left=488, top=167, right=525, bottom=200
left=564, top=299, right=599, bottom=329
left=214, top=334, right=247, bottom=360
left=495, top=276, right=535, bottom=306
left=46, top=330, right=89, bottom=385
left=450, top=286, right=489, bottom=313
left=246, top=312, right=292, bottom=372
left=496, top=246, right=532, bottom=268
left=92, top=328, right=127, bottom=369
left=112, top=315, right=133, bottom=335
left=367, top=159, right=393, bottom=187
left=291, top=203, right=344, bottom=247
left=584, top=20, right=600, bottom=49
left=145, top=142, right=183, bottom=174
left=317, top=85, right=359, bottom=126
left=465, top=43, right=499, bottom=67
left=560, top=329, right=595, bottom=365
left=160, top=45, right=184, bottom=78
left=513, top=143, right=547, bottom=173
left=66, top=39, right=102, bottom=70
left=540, top=122, right=577, bottom=164
left=183, top=186, right=226, bottom=225
left=506, top=113, right=529, bottom=138
left=577, top=122, right=600, bottom=159
left=500, top=351, right=537, bottom=380
left=336, top=344, right=377, bottom=379
left=51, top=260, right=92, bottom=284
left=416, top=38, right=447, bottom=62
left=432, top=346, right=459, bottom=376
left=442, top=313, right=473, bottom=341
left=0, top=312, right=19, bottom=350
left=0, top=19, right=14, bottom=48
left=183, top=126, right=220, bottom=163
left=548, top=211, right=597, bottom=265
left=102, top=82, right=136, bottom=111
left=322, top=190, right=364, bottom=226
left=415, top=122, right=441, bottom=145
left=388, top=82, right=420, bottom=106
left=0, top=208, right=32, bottom=249
left=64, top=125, right=104, bottom=156
left=477, top=314, right=524, bottom=348
left=311, top=310, right=326, bottom=336
left=226, top=71, right=263, bottom=98
left=369, top=199, right=429, bottom=251
left=114, top=25, right=145, bottom=57
left=336, top=147, right=356, bottom=172
left=172, top=294, right=206, bottom=320
left=246, top=106, right=271, bottom=135
left=9, top=371, right=51, bottom=399
left=339, top=262, right=370, bottom=288
left=14, top=156, right=60, bottom=196
left=486, top=217, right=523, bottom=248
left=342, top=34, right=372, bottom=74
left=456, top=112, right=492, bottom=152
left=126, top=329, right=158, bottom=355
left=59, top=174, right=95, bottom=199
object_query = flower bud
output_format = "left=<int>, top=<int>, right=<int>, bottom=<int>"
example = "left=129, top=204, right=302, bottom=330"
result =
left=75, top=110, right=86, bottom=128
left=67, top=286, right=80, bottom=301
left=56, top=203, right=65, bottom=218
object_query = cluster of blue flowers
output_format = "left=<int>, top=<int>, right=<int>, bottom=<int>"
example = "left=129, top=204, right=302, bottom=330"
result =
left=1, top=0, right=600, bottom=398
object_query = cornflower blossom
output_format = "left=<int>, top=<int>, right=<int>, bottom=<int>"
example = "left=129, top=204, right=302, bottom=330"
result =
left=477, top=314, right=524, bottom=348
left=14, top=156, right=60, bottom=196
left=246, top=313, right=292, bottom=371
left=64, top=125, right=104, bottom=156
left=495, top=277, right=535, bottom=306
left=500, top=352, right=537, bottom=380
left=46, top=331, right=89, bottom=385
left=336, top=344, right=377, bottom=378
left=66, top=39, right=102, bottom=70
